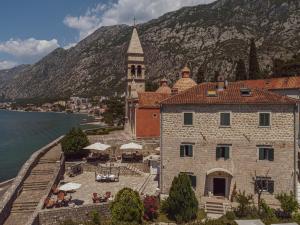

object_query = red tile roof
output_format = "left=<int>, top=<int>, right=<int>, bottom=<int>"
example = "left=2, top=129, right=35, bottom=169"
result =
left=138, top=92, right=170, bottom=108
left=239, top=76, right=300, bottom=90
left=161, top=82, right=298, bottom=105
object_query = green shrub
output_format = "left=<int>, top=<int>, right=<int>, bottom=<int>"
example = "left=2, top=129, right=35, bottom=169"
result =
left=162, top=173, right=199, bottom=223
left=260, top=200, right=276, bottom=219
left=225, top=211, right=236, bottom=220
left=234, top=191, right=258, bottom=218
left=61, top=127, right=90, bottom=159
left=91, top=211, right=101, bottom=225
left=110, top=188, right=143, bottom=225
left=276, top=192, right=299, bottom=218
left=292, top=212, right=300, bottom=224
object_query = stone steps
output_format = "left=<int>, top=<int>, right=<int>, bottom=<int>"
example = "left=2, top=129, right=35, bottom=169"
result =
left=11, top=201, right=39, bottom=213
left=126, top=165, right=144, bottom=176
left=139, top=174, right=152, bottom=194
left=205, top=201, right=225, bottom=215
left=22, top=181, right=49, bottom=191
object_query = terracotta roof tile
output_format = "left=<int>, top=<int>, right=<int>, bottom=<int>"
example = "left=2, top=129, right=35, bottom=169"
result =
left=239, top=76, right=300, bottom=90
left=161, top=82, right=298, bottom=105
left=138, top=92, right=170, bottom=108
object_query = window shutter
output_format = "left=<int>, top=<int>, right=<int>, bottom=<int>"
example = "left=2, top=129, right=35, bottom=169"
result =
left=268, top=180, right=274, bottom=194
left=180, top=146, right=184, bottom=157
left=190, top=175, right=197, bottom=188
left=184, top=113, right=193, bottom=125
left=225, top=147, right=230, bottom=160
left=221, top=113, right=230, bottom=126
left=259, top=148, right=264, bottom=160
left=188, top=145, right=193, bottom=157
left=269, top=149, right=274, bottom=161
left=216, top=147, right=221, bottom=159
left=265, top=113, right=270, bottom=126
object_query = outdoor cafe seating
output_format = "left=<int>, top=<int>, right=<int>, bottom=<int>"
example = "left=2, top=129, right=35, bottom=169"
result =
left=95, top=172, right=119, bottom=182
left=44, top=191, right=72, bottom=208
left=92, top=192, right=112, bottom=203
left=121, top=152, right=143, bottom=163
left=87, top=152, right=109, bottom=162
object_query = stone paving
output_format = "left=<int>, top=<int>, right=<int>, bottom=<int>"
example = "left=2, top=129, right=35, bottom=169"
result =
left=3, top=145, right=62, bottom=225
left=59, top=171, right=159, bottom=205
left=0, top=184, right=10, bottom=199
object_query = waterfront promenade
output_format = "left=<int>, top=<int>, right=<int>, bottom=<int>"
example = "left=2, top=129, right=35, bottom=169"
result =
left=3, top=144, right=62, bottom=225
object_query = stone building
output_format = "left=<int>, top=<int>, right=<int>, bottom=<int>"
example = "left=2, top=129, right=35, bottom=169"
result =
left=160, top=80, right=299, bottom=207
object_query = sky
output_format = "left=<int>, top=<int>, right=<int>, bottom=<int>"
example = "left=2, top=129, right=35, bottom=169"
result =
left=0, top=0, right=215, bottom=70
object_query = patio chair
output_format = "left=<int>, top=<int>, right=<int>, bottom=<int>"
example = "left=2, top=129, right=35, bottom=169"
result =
left=105, top=192, right=111, bottom=200
left=92, top=193, right=100, bottom=203
left=51, top=185, right=59, bottom=195
left=56, top=191, right=65, bottom=207
left=44, top=197, right=55, bottom=209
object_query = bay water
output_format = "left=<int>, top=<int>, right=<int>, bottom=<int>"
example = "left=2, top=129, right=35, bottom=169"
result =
left=0, top=110, right=89, bottom=182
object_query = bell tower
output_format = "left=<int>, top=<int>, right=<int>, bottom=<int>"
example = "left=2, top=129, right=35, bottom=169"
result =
left=126, top=26, right=145, bottom=96
left=125, top=25, right=145, bottom=128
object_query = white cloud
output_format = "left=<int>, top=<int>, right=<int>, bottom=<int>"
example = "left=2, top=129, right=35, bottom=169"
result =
left=0, top=38, right=60, bottom=59
left=64, top=0, right=216, bottom=40
left=0, top=60, right=18, bottom=70
left=64, top=42, right=77, bottom=50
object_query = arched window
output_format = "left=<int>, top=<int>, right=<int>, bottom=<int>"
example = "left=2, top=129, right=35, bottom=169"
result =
left=131, top=65, right=136, bottom=76
left=137, top=65, right=142, bottom=77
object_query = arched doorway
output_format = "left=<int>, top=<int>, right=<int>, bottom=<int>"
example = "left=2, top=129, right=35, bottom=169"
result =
left=205, top=168, right=233, bottom=199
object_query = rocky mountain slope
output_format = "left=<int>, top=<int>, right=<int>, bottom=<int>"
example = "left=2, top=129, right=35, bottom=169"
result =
left=1, top=0, right=300, bottom=99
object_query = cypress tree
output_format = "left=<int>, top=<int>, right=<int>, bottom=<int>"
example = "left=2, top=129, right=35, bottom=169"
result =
left=235, top=59, right=247, bottom=81
left=196, top=66, right=205, bottom=84
left=162, top=173, right=198, bottom=223
left=248, top=38, right=261, bottom=80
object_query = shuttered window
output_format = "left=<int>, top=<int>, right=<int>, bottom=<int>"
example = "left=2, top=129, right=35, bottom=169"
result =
left=220, top=112, right=231, bottom=126
left=180, top=144, right=193, bottom=157
left=180, top=172, right=197, bottom=188
left=259, top=113, right=270, bottom=127
left=255, top=177, right=274, bottom=194
left=183, top=113, right=193, bottom=126
left=216, top=146, right=230, bottom=160
left=258, top=147, right=274, bottom=161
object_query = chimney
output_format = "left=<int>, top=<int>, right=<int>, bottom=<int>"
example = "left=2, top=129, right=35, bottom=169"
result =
left=217, top=74, right=225, bottom=91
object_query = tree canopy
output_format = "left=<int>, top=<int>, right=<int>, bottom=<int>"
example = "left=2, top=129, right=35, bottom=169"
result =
left=162, top=173, right=198, bottom=223
left=61, top=127, right=90, bottom=159
left=235, top=59, right=247, bottom=81
left=110, top=188, right=144, bottom=225
left=248, top=39, right=261, bottom=80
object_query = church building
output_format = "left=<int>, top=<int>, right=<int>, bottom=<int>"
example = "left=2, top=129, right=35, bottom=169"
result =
left=125, top=26, right=197, bottom=139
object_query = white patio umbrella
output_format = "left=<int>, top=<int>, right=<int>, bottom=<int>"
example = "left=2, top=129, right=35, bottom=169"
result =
left=84, top=142, right=111, bottom=151
left=120, top=142, right=143, bottom=150
left=59, top=182, right=81, bottom=192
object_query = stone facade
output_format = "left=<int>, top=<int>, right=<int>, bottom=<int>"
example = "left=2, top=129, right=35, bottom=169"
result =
left=160, top=104, right=298, bottom=205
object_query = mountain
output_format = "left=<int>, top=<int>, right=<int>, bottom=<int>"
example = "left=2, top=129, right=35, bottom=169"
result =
left=1, top=0, right=300, bottom=99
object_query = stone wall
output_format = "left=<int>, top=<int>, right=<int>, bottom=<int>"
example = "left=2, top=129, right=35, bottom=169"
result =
left=0, top=136, right=64, bottom=225
left=65, top=162, right=148, bottom=176
left=160, top=104, right=297, bottom=205
left=38, top=203, right=110, bottom=225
